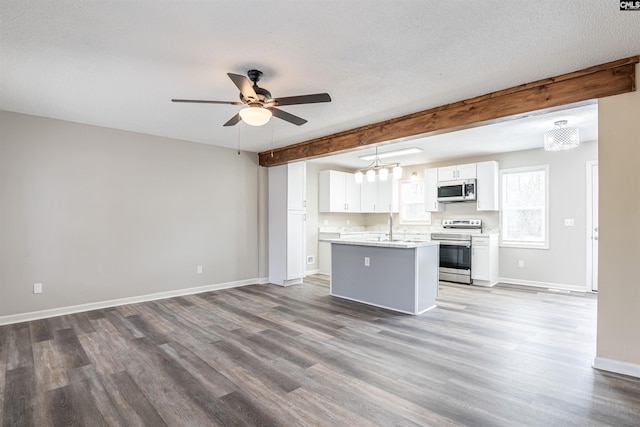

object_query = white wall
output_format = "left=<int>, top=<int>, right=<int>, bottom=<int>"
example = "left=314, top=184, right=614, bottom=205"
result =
left=307, top=139, right=598, bottom=290
left=596, top=64, right=640, bottom=371
left=0, top=111, right=263, bottom=319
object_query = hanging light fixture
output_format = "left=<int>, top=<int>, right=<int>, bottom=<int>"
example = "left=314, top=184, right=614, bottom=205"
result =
left=544, top=120, right=580, bottom=151
left=239, top=104, right=272, bottom=126
left=354, top=146, right=403, bottom=183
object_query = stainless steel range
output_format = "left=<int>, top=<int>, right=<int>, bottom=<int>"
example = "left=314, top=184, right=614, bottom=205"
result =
left=430, top=219, right=482, bottom=284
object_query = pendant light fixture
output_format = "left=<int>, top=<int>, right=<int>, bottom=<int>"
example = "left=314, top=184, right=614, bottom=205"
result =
left=354, top=146, right=404, bottom=183
left=544, top=120, right=580, bottom=151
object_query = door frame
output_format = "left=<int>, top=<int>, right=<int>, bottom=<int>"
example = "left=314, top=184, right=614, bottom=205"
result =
left=586, top=160, right=598, bottom=292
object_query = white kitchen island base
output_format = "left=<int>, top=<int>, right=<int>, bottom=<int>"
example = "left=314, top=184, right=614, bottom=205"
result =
left=329, top=241, right=439, bottom=315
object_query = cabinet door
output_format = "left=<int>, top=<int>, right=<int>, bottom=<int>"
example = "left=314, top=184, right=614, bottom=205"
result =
left=360, top=180, right=377, bottom=212
left=472, top=245, right=490, bottom=280
left=457, top=163, right=477, bottom=180
left=376, top=179, right=393, bottom=212
left=287, top=210, right=306, bottom=279
left=424, top=168, right=444, bottom=212
left=344, top=173, right=361, bottom=212
left=330, top=171, right=347, bottom=212
left=287, top=161, right=306, bottom=211
left=476, top=161, right=499, bottom=211
left=437, top=165, right=458, bottom=182
left=438, top=163, right=477, bottom=181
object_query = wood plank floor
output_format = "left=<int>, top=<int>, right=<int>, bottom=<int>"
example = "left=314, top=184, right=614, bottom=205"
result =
left=2, top=276, right=640, bottom=426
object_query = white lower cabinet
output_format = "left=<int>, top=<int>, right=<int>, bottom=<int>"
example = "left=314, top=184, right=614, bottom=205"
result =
left=471, top=234, right=499, bottom=287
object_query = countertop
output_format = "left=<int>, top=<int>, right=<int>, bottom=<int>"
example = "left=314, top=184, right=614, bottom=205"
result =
left=320, top=238, right=439, bottom=249
left=318, top=227, right=499, bottom=238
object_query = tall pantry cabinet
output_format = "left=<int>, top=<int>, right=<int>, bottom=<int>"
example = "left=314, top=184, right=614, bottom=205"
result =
left=269, top=161, right=306, bottom=286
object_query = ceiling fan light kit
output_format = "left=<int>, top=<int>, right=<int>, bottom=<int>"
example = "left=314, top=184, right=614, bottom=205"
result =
left=239, top=105, right=272, bottom=126
left=172, top=69, right=331, bottom=127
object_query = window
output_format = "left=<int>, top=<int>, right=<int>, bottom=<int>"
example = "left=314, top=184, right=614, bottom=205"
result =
left=399, top=180, right=431, bottom=225
left=500, top=165, right=549, bottom=248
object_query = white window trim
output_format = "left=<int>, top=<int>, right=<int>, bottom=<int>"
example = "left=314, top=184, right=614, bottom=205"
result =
left=499, top=165, right=550, bottom=249
left=398, top=179, right=432, bottom=225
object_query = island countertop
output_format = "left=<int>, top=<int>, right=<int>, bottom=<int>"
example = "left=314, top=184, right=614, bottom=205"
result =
left=320, top=238, right=439, bottom=249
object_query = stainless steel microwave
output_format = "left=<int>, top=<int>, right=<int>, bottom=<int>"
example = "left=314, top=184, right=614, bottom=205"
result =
left=437, top=179, right=476, bottom=202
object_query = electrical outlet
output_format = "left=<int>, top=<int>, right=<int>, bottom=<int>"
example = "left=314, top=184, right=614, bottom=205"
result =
left=307, top=255, right=315, bottom=264
left=346, top=220, right=350, bottom=225
left=518, top=260, right=524, bottom=268
left=564, top=218, right=575, bottom=226
left=34, top=283, right=43, bottom=294
left=323, top=219, right=329, bottom=226
left=364, top=257, right=370, bottom=267
left=196, top=265, right=203, bottom=274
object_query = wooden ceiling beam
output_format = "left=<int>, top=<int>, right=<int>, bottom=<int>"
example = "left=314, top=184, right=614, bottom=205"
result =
left=259, top=55, right=638, bottom=167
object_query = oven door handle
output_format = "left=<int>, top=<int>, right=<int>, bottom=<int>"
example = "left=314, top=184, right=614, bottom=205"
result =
left=435, top=241, right=471, bottom=247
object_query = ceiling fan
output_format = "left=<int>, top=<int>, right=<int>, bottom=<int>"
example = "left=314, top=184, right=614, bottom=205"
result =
left=171, top=69, right=331, bottom=127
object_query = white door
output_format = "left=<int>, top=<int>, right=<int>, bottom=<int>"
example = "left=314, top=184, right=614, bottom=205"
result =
left=587, top=161, right=599, bottom=291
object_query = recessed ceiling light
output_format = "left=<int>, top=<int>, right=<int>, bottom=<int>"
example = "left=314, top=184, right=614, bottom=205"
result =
left=359, top=147, right=422, bottom=161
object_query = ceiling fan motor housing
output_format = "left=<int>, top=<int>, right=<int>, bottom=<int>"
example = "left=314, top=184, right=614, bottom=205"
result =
left=239, top=69, right=272, bottom=103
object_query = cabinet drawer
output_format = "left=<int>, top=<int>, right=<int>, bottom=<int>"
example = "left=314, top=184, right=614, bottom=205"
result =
left=472, top=237, right=489, bottom=246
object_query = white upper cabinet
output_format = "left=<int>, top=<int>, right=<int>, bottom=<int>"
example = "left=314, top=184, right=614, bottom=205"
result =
left=476, top=161, right=499, bottom=211
left=360, top=179, right=398, bottom=213
left=319, top=170, right=361, bottom=213
left=360, top=180, right=377, bottom=212
left=424, top=168, right=444, bottom=212
left=287, top=161, right=306, bottom=211
left=377, top=179, right=398, bottom=213
left=438, top=163, right=477, bottom=181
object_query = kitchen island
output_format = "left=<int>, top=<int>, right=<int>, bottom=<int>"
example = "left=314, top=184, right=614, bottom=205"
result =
left=327, top=239, right=440, bottom=315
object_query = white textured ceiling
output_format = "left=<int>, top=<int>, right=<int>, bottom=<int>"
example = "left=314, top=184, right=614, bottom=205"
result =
left=1, top=1, right=638, bottom=159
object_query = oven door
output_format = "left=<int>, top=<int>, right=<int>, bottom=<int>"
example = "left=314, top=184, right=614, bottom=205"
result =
left=438, top=241, right=472, bottom=283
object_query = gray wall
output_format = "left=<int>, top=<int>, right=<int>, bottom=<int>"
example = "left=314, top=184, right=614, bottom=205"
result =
left=0, top=111, right=263, bottom=317
left=307, top=139, right=597, bottom=289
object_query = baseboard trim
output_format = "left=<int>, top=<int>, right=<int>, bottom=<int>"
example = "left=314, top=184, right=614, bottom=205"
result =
left=498, top=277, right=587, bottom=293
left=305, top=269, right=320, bottom=275
left=593, top=357, right=640, bottom=379
left=0, top=277, right=263, bottom=326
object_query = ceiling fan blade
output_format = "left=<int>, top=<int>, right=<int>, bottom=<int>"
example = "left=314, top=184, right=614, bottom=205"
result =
left=223, top=113, right=242, bottom=127
left=172, top=99, right=243, bottom=105
left=271, top=108, right=307, bottom=126
left=227, top=73, right=259, bottom=102
left=268, top=93, right=331, bottom=107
